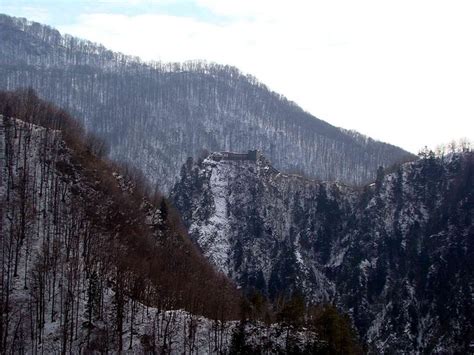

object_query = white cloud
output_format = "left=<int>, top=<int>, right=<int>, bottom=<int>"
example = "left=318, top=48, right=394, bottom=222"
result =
left=58, top=0, right=474, bottom=153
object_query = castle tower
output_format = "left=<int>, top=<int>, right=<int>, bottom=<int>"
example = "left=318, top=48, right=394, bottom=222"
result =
left=247, top=150, right=260, bottom=161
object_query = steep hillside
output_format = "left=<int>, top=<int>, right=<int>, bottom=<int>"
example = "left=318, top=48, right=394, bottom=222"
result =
left=0, top=14, right=414, bottom=192
left=336, top=151, right=474, bottom=353
left=0, top=91, right=241, bottom=353
left=171, top=150, right=474, bottom=353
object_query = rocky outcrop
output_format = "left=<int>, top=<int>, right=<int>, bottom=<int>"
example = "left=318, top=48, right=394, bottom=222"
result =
left=172, top=150, right=474, bottom=353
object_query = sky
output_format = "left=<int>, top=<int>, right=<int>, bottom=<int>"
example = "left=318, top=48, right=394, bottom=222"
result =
left=2, top=0, right=474, bottom=153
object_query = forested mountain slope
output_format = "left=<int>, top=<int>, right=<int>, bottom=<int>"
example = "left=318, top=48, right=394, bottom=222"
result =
left=1, top=91, right=363, bottom=354
left=0, top=14, right=414, bottom=192
left=171, top=149, right=474, bottom=353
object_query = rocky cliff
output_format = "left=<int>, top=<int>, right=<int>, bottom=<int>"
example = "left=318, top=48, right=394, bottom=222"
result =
left=172, top=150, right=474, bottom=353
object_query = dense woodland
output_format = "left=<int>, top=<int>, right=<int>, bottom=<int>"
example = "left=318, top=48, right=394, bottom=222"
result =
left=0, top=90, right=361, bottom=353
left=0, top=14, right=413, bottom=193
left=0, top=89, right=242, bottom=353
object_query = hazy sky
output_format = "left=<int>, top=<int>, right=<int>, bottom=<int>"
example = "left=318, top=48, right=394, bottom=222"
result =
left=2, top=0, right=474, bottom=153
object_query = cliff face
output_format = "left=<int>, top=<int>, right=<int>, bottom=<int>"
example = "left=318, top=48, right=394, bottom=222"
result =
left=0, top=14, right=414, bottom=192
left=172, top=152, right=353, bottom=301
left=171, top=151, right=474, bottom=353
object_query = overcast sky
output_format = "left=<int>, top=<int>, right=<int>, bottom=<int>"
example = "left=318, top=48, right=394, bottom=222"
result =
left=2, top=0, right=474, bottom=153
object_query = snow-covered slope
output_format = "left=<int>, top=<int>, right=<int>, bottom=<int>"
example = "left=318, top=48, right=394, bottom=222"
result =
left=171, top=150, right=474, bottom=353
left=0, top=14, right=414, bottom=192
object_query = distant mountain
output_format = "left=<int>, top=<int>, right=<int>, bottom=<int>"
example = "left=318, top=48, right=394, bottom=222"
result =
left=171, top=149, right=474, bottom=353
left=0, top=14, right=414, bottom=193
